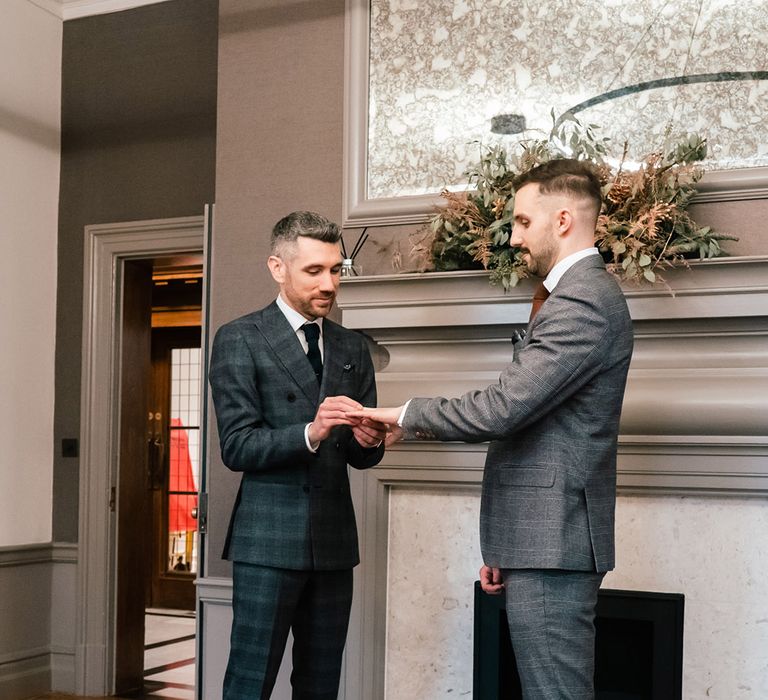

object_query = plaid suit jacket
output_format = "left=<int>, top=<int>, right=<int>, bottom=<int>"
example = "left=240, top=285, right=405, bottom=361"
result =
left=210, top=301, right=383, bottom=570
left=404, top=255, right=634, bottom=573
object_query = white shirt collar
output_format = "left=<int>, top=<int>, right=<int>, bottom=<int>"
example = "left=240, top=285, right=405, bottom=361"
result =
left=276, top=294, right=324, bottom=333
left=544, top=247, right=599, bottom=292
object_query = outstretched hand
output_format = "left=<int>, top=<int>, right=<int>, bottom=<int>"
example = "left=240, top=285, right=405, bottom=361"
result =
left=347, top=405, right=405, bottom=446
left=349, top=405, right=403, bottom=425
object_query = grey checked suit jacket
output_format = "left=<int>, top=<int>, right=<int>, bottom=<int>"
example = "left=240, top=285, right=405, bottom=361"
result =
left=210, top=301, right=384, bottom=571
left=404, top=255, right=633, bottom=573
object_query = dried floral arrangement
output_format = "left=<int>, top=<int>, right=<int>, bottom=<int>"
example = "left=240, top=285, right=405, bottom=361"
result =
left=412, top=114, right=737, bottom=289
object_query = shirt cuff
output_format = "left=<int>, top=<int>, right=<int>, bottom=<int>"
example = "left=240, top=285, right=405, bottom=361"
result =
left=397, top=400, right=411, bottom=428
left=305, top=423, right=320, bottom=453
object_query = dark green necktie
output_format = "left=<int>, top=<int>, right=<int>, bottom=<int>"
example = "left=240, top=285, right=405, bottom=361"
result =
left=301, top=323, right=323, bottom=383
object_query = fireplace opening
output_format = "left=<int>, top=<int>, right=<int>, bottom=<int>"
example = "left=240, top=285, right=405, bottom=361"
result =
left=474, top=584, right=684, bottom=699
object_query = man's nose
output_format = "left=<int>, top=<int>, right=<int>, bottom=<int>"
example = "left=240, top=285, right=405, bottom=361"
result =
left=319, top=270, right=338, bottom=291
left=510, top=226, right=523, bottom=247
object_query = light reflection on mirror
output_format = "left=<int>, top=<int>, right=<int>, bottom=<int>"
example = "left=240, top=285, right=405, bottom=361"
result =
left=367, top=0, right=768, bottom=200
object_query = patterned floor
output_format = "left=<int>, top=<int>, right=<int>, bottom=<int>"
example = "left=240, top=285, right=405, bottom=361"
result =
left=28, top=610, right=196, bottom=700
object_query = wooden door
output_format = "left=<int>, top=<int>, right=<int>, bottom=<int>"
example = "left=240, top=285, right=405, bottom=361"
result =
left=148, top=326, right=201, bottom=610
left=114, top=259, right=153, bottom=695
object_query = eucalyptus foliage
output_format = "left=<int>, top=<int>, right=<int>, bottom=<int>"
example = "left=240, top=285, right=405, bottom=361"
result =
left=413, top=114, right=736, bottom=289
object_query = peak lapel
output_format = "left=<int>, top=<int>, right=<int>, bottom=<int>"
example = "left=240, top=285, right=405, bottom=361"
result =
left=258, top=302, right=320, bottom=404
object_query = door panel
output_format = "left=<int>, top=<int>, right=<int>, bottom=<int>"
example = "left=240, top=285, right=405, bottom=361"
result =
left=115, top=259, right=153, bottom=695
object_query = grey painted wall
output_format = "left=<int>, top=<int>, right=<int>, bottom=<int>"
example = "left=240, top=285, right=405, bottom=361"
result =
left=53, top=0, right=218, bottom=542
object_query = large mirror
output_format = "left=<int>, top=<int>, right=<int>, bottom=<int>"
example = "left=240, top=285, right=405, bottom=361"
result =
left=344, top=0, right=768, bottom=225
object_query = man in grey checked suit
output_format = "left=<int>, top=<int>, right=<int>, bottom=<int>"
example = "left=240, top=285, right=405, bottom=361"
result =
left=210, top=211, right=386, bottom=699
left=356, top=160, right=634, bottom=698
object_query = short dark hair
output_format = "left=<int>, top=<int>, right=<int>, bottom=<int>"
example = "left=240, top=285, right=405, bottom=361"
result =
left=512, top=158, right=603, bottom=220
left=270, top=211, right=341, bottom=255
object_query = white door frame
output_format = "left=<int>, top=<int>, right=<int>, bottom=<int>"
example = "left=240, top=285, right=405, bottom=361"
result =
left=75, top=216, right=205, bottom=696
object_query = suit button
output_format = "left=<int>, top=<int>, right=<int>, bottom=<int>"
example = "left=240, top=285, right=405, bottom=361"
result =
left=302, top=485, right=310, bottom=493
left=287, top=392, right=296, bottom=402
left=335, top=441, right=341, bottom=450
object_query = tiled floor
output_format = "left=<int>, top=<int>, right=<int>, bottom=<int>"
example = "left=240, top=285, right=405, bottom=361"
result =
left=143, top=610, right=196, bottom=699
left=30, top=610, right=196, bottom=700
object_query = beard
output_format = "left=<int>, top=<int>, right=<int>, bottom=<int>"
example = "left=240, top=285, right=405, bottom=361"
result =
left=522, top=228, right=558, bottom=277
left=297, top=293, right=335, bottom=319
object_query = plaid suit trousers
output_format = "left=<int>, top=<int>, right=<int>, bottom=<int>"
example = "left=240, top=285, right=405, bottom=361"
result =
left=224, top=562, right=353, bottom=700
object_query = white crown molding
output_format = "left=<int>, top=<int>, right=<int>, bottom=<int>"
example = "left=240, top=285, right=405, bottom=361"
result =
left=29, top=0, right=174, bottom=21
left=26, top=0, right=63, bottom=19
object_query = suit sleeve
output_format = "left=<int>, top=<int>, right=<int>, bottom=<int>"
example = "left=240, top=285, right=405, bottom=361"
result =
left=404, top=287, right=610, bottom=442
left=345, top=334, right=385, bottom=469
left=209, top=323, right=310, bottom=472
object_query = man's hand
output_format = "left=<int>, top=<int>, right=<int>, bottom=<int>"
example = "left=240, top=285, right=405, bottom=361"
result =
left=385, top=424, right=403, bottom=446
left=348, top=405, right=404, bottom=425
left=352, top=417, right=388, bottom=448
left=307, top=396, right=363, bottom=445
left=479, top=565, right=504, bottom=595
left=347, top=406, right=406, bottom=447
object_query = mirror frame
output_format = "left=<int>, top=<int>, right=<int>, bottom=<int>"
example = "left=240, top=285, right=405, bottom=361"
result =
left=343, top=0, right=768, bottom=228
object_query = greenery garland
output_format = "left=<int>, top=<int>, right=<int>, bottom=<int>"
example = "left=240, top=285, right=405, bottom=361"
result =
left=412, top=113, right=737, bottom=290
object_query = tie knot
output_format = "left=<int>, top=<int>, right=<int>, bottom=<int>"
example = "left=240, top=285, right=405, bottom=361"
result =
left=302, top=322, right=320, bottom=341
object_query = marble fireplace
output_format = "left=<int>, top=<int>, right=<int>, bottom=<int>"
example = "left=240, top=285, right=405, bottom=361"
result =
left=336, top=256, right=768, bottom=700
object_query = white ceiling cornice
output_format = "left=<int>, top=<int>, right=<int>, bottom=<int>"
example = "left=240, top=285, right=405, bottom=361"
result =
left=27, top=0, right=174, bottom=21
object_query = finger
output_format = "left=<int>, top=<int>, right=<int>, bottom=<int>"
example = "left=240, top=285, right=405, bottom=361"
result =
left=358, top=420, right=387, bottom=437
left=324, top=396, right=365, bottom=410
left=317, top=413, right=360, bottom=427
left=384, top=431, right=401, bottom=447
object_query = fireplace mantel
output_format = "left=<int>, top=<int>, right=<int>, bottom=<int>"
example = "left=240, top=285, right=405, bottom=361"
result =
left=338, top=255, right=768, bottom=496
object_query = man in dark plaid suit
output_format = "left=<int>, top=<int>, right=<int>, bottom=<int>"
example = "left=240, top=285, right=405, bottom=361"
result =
left=210, top=211, right=386, bottom=699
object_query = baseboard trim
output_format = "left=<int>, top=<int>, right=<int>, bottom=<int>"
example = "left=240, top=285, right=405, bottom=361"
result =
left=0, top=648, right=50, bottom=700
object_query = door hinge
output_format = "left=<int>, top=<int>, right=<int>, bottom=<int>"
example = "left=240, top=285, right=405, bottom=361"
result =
left=109, top=486, right=116, bottom=513
left=195, top=492, right=208, bottom=534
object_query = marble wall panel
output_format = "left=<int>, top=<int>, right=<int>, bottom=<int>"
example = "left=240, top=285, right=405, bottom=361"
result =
left=385, top=488, right=768, bottom=699
left=368, top=0, right=768, bottom=199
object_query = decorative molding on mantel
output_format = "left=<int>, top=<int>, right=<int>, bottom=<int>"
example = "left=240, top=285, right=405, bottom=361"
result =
left=28, top=0, right=172, bottom=21
left=339, top=255, right=768, bottom=329
left=338, top=255, right=768, bottom=496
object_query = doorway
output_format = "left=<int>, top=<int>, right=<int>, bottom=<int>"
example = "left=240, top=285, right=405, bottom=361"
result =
left=115, top=256, right=203, bottom=698
left=76, top=216, right=209, bottom=698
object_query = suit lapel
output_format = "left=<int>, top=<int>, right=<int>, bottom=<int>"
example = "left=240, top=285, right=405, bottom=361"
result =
left=257, top=302, right=320, bottom=404
left=319, top=319, right=347, bottom=398
left=524, top=253, right=605, bottom=344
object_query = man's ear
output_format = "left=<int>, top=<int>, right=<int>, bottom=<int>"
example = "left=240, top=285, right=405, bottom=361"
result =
left=267, top=255, right=285, bottom=284
left=555, top=208, right=573, bottom=237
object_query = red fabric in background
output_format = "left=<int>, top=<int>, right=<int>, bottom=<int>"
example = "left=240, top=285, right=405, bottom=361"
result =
left=169, top=417, right=198, bottom=532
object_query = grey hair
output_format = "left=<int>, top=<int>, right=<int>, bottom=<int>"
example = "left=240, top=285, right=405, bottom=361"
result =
left=270, top=211, right=341, bottom=256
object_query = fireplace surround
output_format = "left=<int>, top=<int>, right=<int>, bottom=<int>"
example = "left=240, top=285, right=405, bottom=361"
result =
left=335, top=256, right=768, bottom=697
left=473, top=584, right=684, bottom=699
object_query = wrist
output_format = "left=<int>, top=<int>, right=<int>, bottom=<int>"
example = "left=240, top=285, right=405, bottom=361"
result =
left=305, top=422, right=321, bottom=452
